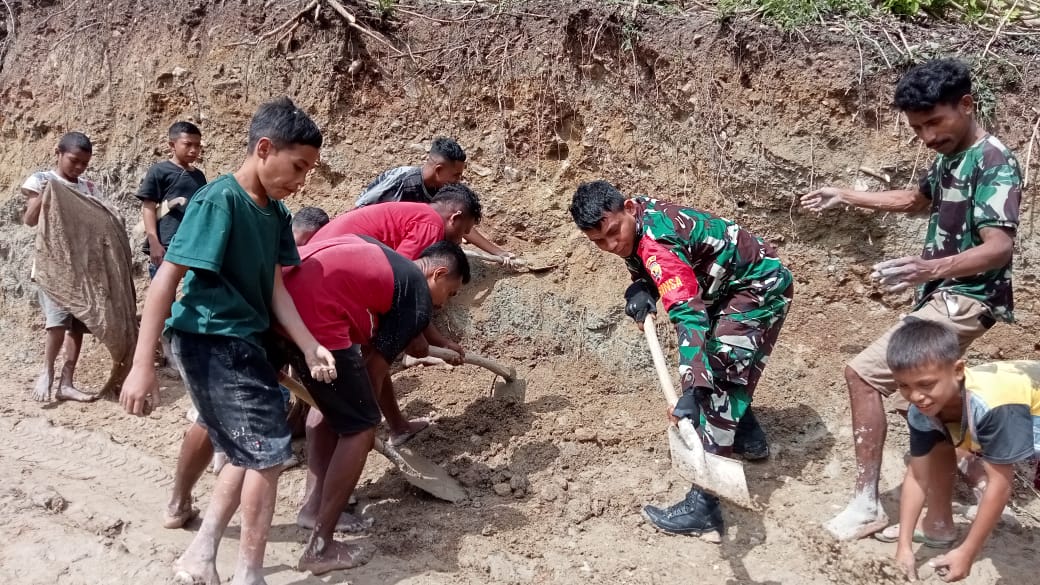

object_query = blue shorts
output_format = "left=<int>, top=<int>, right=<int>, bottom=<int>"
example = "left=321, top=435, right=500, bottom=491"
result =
left=170, top=330, right=291, bottom=470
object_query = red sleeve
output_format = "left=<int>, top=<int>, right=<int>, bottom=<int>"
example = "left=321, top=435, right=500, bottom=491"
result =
left=637, top=237, right=701, bottom=311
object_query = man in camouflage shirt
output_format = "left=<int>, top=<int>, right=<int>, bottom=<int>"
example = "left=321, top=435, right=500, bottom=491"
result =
left=570, top=180, right=794, bottom=537
left=802, top=58, right=1021, bottom=541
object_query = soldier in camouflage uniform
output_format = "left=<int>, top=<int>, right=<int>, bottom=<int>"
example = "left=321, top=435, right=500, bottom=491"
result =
left=570, top=180, right=793, bottom=537
left=801, top=58, right=1022, bottom=542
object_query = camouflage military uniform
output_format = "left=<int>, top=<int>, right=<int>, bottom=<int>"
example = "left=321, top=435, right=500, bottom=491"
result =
left=916, top=134, right=1021, bottom=321
left=624, top=197, right=793, bottom=451
left=849, top=134, right=1022, bottom=396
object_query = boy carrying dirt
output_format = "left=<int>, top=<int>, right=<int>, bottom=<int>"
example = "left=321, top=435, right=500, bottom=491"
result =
left=883, top=320, right=1038, bottom=582
left=291, top=205, right=329, bottom=246
left=120, top=97, right=336, bottom=585
left=22, top=131, right=104, bottom=403
left=355, top=136, right=517, bottom=264
left=569, top=180, right=793, bottom=538
left=137, top=121, right=206, bottom=278
left=274, top=236, right=471, bottom=575
left=801, top=58, right=1022, bottom=541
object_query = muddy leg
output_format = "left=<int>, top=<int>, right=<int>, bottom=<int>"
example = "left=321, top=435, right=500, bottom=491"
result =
left=174, top=464, right=246, bottom=585
left=298, top=427, right=375, bottom=575
left=229, top=466, right=281, bottom=585
left=824, top=366, right=889, bottom=540
left=298, top=408, right=335, bottom=527
left=166, top=422, right=213, bottom=529
left=32, top=327, right=65, bottom=401
left=56, top=329, right=94, bottom=402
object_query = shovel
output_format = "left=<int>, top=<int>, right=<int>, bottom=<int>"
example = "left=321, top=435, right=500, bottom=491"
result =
left=642, top=315, right=752, bottom=507
left=280, top=376, right=468, bottom=503
left=464, top=248, right=558, bottom=273
left=426, top=346, right=517, bottom=382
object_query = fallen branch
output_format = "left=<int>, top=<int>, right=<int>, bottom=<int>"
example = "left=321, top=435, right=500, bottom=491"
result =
left=325, top=0, right=404, bottom=56
left=224, top=0, right=318, bottom=48
left=983, top=0, right=1020, bottom=59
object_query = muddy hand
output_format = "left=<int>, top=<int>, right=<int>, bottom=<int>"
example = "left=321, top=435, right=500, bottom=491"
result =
left=801, top=187, right=846, bottom=212
left=442, top=341, right=465, bottom=365
left=895, top=547, right=918, bottom=582
left=120, top=365, right=159, bottom=416
left=871, top=256, right=935, bottom=293
left=929, top=547, right=973, bottom=582
left=306, top=344, right=337, bottom=383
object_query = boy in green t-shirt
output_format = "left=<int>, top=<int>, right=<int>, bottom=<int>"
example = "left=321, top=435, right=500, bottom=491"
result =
left=120, top=97, right=337, bottom=585
left=884, top=320, right=1039, bottom=582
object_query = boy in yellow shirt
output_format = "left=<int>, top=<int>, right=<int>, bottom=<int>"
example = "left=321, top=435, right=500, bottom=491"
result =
left=886, top=320, right=1038, bottom=582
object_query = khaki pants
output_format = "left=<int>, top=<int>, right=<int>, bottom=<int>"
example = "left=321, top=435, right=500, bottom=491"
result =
left=847, top=292, right=995, bottom=409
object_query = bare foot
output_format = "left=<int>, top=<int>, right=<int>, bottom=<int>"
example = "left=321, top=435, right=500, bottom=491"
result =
left=824, top=499, right=889, bottom=540
left=297, top=510, right=374, bottom=533
left=31, top=371, right=54, bottom=402
left=55, top=383, right=99, bottom=402
left=389, top=418, right=431, bottom=447
left=173, top=553, right=220, bottom=585
left=298, top=537, right=374, bottom=575
left=163, top=501, right=199, bottom=529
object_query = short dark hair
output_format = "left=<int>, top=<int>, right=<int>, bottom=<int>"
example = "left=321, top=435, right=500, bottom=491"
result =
left=431, top=183, right=482, bottom=223
left=418, top=240, right=471, bottom=284
left=169, top=121, right=202, bottom=139
left=887, top=320, right=961, bottom=372
left=247, top=97, right=323, bottom=153
left=893, top=59, right=972, bottom=112
left=58, top=132, right=92, bottom=154
left=292, top=206, right=330, bottom=232
left=429, top=137, right=466, bottom=162
left=570, top=180, right=626, bottom=230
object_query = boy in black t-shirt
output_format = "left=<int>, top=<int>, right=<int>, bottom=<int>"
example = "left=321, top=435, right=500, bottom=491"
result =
left=137, top=121, right=207, bottom=278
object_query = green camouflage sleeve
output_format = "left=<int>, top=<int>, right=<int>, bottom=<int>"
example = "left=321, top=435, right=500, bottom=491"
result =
left=973, top=157, right=1022, bottom=232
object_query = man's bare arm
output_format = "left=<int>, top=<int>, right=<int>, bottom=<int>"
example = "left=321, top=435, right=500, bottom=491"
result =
left=22, top=188, right=42, bottom=226
left=142, top=201, right=165, bottom=265
left=802, top=187, right=930, bottom=214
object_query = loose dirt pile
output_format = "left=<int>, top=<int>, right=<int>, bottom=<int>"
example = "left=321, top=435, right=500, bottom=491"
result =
left=0, top=2, right=1038, bottom=584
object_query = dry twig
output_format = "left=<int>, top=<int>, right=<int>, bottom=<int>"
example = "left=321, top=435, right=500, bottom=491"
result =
left=1025, top=111, right=1040, bottom=188
left=983, top=0, right=1020, bottom=59
left=224, top=0, right=318, bottom=47
left=326, top=0, right=404, bottom=56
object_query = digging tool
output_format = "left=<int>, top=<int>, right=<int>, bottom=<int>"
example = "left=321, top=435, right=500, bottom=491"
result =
left=642, top=315, right=752, bottom=507
left=464, top=248, right=558, bottom=273
left=279, top=376, right=468, bottom=503
left=426, top=346, right=517, bottom=382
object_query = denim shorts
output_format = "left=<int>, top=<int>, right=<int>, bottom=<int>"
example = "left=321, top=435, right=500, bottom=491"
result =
left=170, top=330, right=292, bottom=470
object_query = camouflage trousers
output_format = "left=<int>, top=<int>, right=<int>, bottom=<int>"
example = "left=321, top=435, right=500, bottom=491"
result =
left=695, top=268, right=793, bottom=452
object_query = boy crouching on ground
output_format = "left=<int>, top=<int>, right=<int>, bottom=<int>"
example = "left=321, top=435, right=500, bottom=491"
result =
left=120, top=97, right=336, bottom=585
left=888, top=320, right=1038, bottom=582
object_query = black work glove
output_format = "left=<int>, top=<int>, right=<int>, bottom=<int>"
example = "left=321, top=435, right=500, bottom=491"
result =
left=671, top=389, right=701, bottom=423
left=624, top=281, right=658, bottom=324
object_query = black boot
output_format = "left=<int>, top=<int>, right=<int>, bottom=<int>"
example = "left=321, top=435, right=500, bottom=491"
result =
left=642, top=487, right=724, bottom=536
left=733, top=407, right=769, bottom=461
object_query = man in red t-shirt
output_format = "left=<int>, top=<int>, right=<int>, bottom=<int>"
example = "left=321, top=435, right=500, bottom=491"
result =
left=310, top=183, right=482, bottom=259
left=269, top=235, right=470, bottom=575
left=309, top=183, right=482, bottom=445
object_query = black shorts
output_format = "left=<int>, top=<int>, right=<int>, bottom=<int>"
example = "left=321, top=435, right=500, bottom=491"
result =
left=267, top=336, right=380, bottom=435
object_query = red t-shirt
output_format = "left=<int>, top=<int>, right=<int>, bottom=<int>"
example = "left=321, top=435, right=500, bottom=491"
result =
left=282, top=235, right=395, bottom=351
left=309, top=201, right=444, bottom=260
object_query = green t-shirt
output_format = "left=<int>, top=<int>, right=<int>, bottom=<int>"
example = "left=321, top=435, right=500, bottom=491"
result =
left=916, top=134, right=1021, bottom=322
left=164, top=174, right=300, bottom=345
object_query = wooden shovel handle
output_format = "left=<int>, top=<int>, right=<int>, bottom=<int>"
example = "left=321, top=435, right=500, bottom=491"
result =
left=427, top=346, right=516, bottom=382
left=463, top=248, right=529, bottom=268
left=642, top=315, right=680, bottom=406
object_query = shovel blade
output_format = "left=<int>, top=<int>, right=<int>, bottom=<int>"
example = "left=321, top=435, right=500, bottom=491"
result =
left=667, top=426, right=752, bottom=508
left=390, top=444, right=469, bottom=503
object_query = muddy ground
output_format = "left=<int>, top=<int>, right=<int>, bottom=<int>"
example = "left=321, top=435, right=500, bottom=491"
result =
left=1, top=1, right=1039, bottom=584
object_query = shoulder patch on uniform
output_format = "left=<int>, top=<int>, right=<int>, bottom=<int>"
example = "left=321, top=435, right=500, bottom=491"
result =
left=647, top=255, right=663, bottom=282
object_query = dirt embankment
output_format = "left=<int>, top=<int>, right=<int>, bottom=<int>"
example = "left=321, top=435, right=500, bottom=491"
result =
left=0, top=2, right=1038, bottom=585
